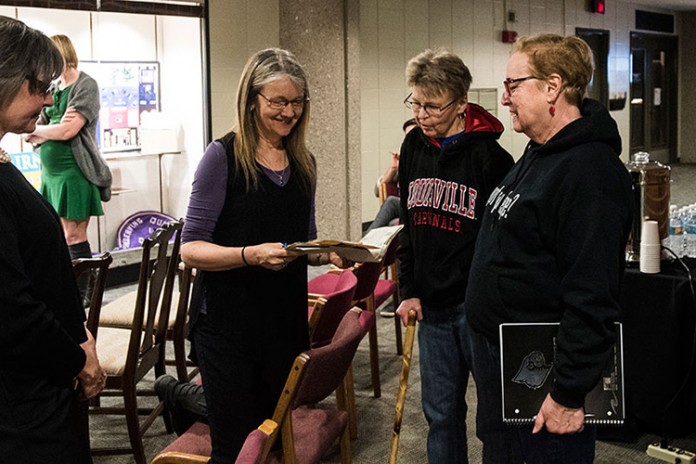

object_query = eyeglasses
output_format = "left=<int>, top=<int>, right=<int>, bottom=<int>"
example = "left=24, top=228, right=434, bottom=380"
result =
left=258, top=92, right=308, bottom=111
left=503, top=76, right=538, bottom=95
left=27, top=75, right=57, bottom=97
left=403, top=93, right=457, bottom=117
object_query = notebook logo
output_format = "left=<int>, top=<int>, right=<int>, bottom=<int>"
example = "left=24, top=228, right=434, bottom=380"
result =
left=512, top=350, right=552, bottom=390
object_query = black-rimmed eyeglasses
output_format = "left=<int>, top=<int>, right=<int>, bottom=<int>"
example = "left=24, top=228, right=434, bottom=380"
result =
left=258, top=92, right=308, bottom=111
left=503, top=76, right=538, bottom=95
left=403, top=93, right=457, bottom=117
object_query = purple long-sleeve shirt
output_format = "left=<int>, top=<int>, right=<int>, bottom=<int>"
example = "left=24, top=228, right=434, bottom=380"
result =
left=182, top=140, right=317, bottom=244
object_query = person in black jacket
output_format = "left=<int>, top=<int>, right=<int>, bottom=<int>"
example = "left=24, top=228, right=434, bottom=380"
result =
left=394, top=48, right=513, bottom=463
left=465, top=34, right=632, bottom=463
left=0, top=16, right=106, bottom=463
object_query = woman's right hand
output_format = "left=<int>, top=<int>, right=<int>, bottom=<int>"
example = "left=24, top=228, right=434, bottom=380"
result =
left=245, top=242, right=299, bottom=271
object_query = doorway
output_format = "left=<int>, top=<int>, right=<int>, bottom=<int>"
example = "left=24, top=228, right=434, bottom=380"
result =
left=630, top=33, right=678, bottom=164
left=576, top=28, right=609, bottom=107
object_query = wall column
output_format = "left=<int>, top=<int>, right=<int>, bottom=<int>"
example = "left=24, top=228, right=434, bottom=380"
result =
left=280, top=0, right=362, bottom=240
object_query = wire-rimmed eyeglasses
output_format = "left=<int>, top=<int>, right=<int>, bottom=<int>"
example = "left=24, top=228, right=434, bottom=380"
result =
left=503, top=76, right=538, bottom=95
left=403, top=93, right=457, bottom=117
left=258, top=92, right=308, bottom=111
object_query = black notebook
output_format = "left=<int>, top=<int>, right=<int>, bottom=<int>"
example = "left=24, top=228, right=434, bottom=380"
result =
left=499, top=322, right=624, bottom=425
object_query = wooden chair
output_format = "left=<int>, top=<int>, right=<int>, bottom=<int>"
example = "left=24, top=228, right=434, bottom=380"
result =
left=169, top=263, right=197, bottom=381
left=72, top=252, right=113, bottom=340
left=373, top=238, right=402, bottom=354
left=149, top=308, right=364, bottom=464
left=389, top=310, right=417, bottom=464
left=378, top=180, right=399, bottom=206
left=91, top=220, right=183, bottom=464
left=350, top=259, right=386, bottom=399
left=99, top=224, right=197, bottom=382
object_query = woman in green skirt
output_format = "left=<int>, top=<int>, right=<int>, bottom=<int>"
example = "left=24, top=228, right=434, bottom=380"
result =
left=24, top=34, right=111, bottom=303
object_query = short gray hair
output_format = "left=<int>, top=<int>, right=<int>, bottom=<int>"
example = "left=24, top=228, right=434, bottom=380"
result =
left=0, top=16, right=63, bottom=108
left=406, top=49, right=473, bottom=100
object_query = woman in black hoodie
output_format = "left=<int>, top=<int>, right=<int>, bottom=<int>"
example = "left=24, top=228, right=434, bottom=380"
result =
left=465, top=34, right=632, bottom=463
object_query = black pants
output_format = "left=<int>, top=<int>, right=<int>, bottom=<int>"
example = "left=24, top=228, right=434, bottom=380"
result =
left=0, top=370, right=92, bottom=464
left=193, top=313, right=291, bottom=464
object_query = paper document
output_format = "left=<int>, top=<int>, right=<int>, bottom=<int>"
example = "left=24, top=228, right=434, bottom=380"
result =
left=286, top=225, right=403, bottom=263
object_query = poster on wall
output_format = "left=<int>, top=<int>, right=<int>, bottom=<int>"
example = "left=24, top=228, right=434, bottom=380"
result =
left=81, top=61, right=160, bottom=153
left=9, top=152, right=42, bottom=190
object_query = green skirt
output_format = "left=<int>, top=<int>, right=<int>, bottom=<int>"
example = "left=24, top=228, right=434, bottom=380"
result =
left=40, top=140, right=103, bottom=220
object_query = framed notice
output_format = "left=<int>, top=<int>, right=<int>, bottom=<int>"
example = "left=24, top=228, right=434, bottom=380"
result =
left=81, top=61, right=160, bottom=152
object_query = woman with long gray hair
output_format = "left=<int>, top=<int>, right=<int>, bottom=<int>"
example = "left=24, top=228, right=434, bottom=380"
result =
left=179, top=48, right=350, bottom=462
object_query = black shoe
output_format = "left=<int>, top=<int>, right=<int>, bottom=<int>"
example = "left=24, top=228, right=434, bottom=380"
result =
left=380, top=306, right=396, bottom=318
left=155, top=375, right=207, bottom=436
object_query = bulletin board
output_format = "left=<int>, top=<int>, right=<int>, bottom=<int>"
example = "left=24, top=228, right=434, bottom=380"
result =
left=81, top=61, right=160, bottom=152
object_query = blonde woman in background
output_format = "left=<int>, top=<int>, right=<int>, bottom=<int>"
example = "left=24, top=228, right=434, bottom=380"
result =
left=24, top=34, right=111, bottom=305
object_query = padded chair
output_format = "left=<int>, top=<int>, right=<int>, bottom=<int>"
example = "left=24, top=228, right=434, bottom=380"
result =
left=389, top=310, right=417, bottom=464
left=72, top=252, right=113, bottom=340
left=307, top=269, right=358, bottom=347
left=350, top=259, right=385, bottom=399
left=149, top=308, right=364, bottom=464
left=91, top=220, right=183, bottom=464
left=373, top=238, right=402, bottom=354
left=99, top=243, right=196, bottom=382
left=378, top=180, right=399, bottom=206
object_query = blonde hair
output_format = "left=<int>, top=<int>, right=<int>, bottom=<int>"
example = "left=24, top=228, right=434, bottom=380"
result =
left=405, top=48, right=472, bottom=100
left=51, top=34, right=79, bottom=69
left=512, top=34, right=594, bottom=107
left=233, top=48, right=315, bottom=192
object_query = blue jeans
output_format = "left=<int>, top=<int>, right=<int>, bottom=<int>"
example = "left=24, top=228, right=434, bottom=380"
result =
left=367, top=195, right=400, bottom=231
left=418, top=302, right=473, bottom=463
left=469, top=328, right=596, bottom=464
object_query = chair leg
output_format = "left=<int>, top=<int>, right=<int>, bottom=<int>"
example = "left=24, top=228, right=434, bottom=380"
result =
left=173, top=331, right=188, bottom=382
left=123, top=383, right=148, bottom=464
left=343, top=366, right=358, bottom=439
left=368, top=322, right=381, bottom=398
left=339, top=423, right=352, bottom=464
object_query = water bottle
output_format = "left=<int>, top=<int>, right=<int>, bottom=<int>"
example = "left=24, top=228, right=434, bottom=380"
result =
left=683, top=208, right=696, bottom=258
left=666, top=205, right=684, bottom=257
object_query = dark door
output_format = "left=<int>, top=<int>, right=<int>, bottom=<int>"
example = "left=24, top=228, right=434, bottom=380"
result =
left=576, top=28, right=609, bottom=107
left=630, top=33, right=678, bottom=164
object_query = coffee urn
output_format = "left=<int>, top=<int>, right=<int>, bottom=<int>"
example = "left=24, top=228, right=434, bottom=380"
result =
left=625, top=151, right=671, bottom=263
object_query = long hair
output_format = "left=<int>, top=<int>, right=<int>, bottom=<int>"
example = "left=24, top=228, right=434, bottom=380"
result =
left=233, top=48, right=315, bottom=192
left=0, top=16, right=63, bottom=108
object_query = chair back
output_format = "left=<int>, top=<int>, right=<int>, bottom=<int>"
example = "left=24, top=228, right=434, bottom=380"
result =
left=72, top=252, right=113, bottom=339
left=382, top=235, right=399, bottom=268
left=308, top=270, right=358, bottom=347
left=351, top=260, right=383, bottom=303
left=127, top=219, right=183, bottom=373
left=293, top=308, right=363, bottom=407
left=378, top=181, right=399, bottom=205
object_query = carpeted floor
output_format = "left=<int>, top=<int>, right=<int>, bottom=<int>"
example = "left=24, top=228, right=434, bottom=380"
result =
left=90, top=164, right=696, bottom=463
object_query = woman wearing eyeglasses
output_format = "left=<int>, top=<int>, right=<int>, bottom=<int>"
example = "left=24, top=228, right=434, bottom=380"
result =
left=179, top=48, right=349, bottom=462
left=465, top=34, right=632, bottom=463
left=394, top=48, right=513, bottom=463
left=0, top=16, right=105, bottom=463
left=24, top=34, right=111, bottom=306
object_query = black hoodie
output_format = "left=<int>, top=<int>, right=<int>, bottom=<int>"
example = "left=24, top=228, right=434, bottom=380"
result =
left=465, top=99, right=633, bottom=409
left=398, top=103, right=514, bottom=308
